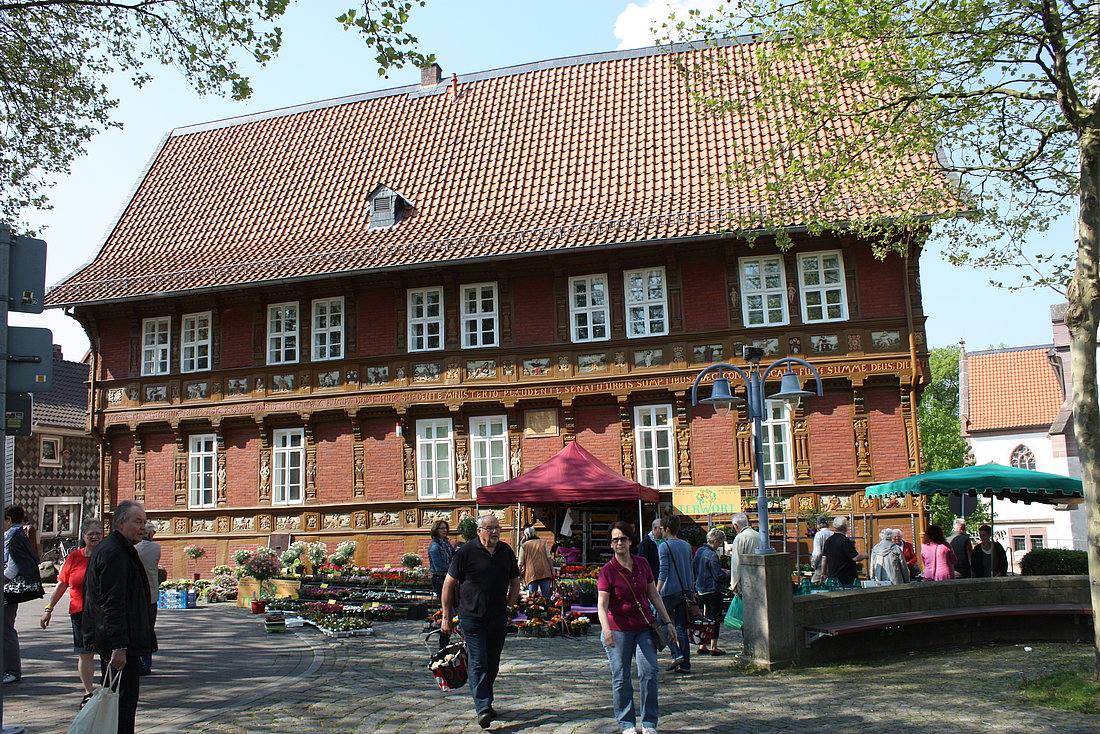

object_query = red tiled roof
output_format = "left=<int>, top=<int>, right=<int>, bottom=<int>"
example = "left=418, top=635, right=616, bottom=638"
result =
left=966, top=348, right=1063, bottom=432
left=47, top=40, right=960, bottom=306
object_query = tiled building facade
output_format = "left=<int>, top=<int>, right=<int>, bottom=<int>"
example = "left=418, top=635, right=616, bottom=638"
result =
left=47, top=41, right=944, bottom=571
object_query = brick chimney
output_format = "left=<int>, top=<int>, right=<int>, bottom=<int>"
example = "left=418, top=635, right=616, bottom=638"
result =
left=420, top=63, right=442, bottom=87
left=53, top=343, right=63, bottom=361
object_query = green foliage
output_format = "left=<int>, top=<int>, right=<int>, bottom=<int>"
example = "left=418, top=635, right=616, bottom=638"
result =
left=457, top=517, right=477, bottom=541
left=0, top=1, right=430, bottom=227
left=1019, top=548, right=1089, bottom=576
left=1021, top=670, right=1100, bottom=714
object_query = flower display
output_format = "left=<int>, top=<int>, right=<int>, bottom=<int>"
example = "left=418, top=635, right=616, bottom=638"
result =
left=242, top=548, right=281, bottom=581
left=401, top=552, right=422, bottom=569
left=183, top=544, right=206, bottom=560
left=280, top=541, right=309, bottom=570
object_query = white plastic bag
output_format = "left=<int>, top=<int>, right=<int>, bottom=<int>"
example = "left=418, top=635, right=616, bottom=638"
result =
left=66, top=667, right=122, bottom=734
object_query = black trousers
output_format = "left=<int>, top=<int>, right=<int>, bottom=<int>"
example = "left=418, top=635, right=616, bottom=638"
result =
left=101, top=655, right=141, bottom=734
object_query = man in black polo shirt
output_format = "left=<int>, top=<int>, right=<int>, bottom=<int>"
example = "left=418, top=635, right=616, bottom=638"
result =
left=442, top=514, right=520, bottom=729
left=821, top=516, right=867, bottom=586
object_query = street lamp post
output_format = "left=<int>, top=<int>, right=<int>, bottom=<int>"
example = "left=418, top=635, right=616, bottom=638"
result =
left=690, top=346, right=824, bottom=554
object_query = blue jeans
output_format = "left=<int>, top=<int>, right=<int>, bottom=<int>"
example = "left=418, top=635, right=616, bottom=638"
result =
left=603, top=628, right=659, bottom=731
left=527, top=578, right=552, bottom=598
left=460, top=616, right=508, bottom=715
left=661, top=595, right=690, bottom=671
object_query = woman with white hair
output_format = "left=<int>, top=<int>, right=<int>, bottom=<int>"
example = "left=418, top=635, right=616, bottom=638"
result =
left=869, top=528, right=910, bottom=585
left=692, top=528, right=729, bottom=655
left=517, top=525, right=554, bottom=598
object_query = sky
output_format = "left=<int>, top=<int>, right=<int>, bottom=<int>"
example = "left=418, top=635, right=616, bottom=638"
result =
left=12, top=0, right=1073, bottom=360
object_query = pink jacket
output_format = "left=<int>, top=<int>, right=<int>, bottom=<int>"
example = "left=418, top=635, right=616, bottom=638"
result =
left=920, top=542, right=957, bottom=581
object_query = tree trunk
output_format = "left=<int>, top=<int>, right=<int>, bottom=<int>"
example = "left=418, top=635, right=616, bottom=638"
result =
left=1065, top=128, right=1100, bottom=679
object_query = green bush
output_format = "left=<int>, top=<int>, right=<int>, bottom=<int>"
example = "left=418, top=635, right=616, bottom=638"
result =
left=457, top=517, right=478, bottom=541
left=1019, top=548, right=1088, bottom=575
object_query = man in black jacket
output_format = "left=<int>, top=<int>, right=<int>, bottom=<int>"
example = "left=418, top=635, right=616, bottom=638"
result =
left=637, top=518, right=663, bottom=574
left=84, top=500, right=156, bottom=734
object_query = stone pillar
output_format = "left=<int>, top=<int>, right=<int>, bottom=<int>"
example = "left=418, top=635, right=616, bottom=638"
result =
left=741, top=552, right=796, bottom=669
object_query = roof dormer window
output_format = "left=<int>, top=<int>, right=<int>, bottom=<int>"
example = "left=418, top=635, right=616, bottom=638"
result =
left=368, top=184, right=408, bottom=229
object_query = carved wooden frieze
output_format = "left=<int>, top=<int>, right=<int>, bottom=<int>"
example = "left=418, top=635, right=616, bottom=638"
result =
left=101, top=441, right=113, bottom=530
left=735, top=405, right=753, bottom=484
left=400, top=418, right=416, bottom=497
left=454, top=416, right=470, bottom=499
left=852, top=386, right=873, bottom=478
left=618, top=399, right=635, bottom=479
left=215, top=516, right=230, bottom=534
left=133, top=433, right=146, bottom=504
left=351, top=511, right=368, bottom=530
left=901, top=386, right=920, bottom=473
left=303, top=419, right=318, bottom=502
left=172, top=429, right=187, bottom=506
left=349, top=412, right=366, bottom=498
left=258, top=422, right=271, bottom=504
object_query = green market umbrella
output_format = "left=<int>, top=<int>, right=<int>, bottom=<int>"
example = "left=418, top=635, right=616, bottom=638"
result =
left=866, top=464, right=1083, bottom=505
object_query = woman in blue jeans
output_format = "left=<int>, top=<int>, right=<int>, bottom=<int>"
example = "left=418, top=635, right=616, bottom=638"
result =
left=597, top=521, right=677, bottom=734
left=656, top=514, right=694, bottom=672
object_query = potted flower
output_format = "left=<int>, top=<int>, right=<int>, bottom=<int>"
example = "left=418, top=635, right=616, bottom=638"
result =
left=575, top=578, right=598, bottom=606
left=279, top=541, right=309, bottom=575
left=306, top=541, right=329, bottom=577
left=183, top=544, right=206, bottom=580
left=401, top=552, right=422, bottom=569
left=241, top=548, right=282, bottom=613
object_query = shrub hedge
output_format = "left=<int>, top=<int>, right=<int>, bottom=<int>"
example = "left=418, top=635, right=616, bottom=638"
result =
left=1019, top=548, right=1088, bottom=575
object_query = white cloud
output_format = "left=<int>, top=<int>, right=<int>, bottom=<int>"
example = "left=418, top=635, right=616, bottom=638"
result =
left=613, top=0, right=729, bottom=50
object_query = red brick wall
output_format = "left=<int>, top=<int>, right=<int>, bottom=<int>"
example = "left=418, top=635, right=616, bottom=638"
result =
left=363, top=417, right=403, bottom=501
left=367, top=538, right=403, bottom=567
left=806, top=391, right=854, bottom=483
left=219, top=305, right=254, bottom=368
left=315, top=419, right=354, bottom=503
left=511, top=276, right=555, bottom=345
left=689, top=405, right=738, bottom=485
left=853, top=248, right=906, bottom=318
left=574, top=403, right=620, bottom=470
left=98, top=316, right=132, bottom=379
left=143, top=432, right=175, bottom=511
left=519, top=428, right=564, bottom=474
left=866, top=385, right=910, bottom=481
left=225, top=427, right=259, bottom=507
left=111, top=433, right=135, bottom=504
left=680, top=258, right=729, bottom=332
left=358, top=288, right=397, bottom=354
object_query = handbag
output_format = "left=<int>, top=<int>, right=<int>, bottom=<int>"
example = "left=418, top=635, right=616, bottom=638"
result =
left=615, top=566, right=668, bottom=652
left=669, top=543, right=703, bottom=622
left=66, top=667, right=122, bottom=734
left=3, top=574, right=44, bottom=604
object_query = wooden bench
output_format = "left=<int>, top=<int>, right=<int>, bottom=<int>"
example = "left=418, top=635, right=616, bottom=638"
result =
left=803, top=603, right=1092, bottom=647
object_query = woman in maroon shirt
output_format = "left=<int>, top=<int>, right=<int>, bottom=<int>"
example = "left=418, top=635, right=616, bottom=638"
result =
left=597, top=521, right=677, bottom=734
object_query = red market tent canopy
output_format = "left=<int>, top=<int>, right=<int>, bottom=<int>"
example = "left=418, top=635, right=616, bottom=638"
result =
left=477, top=441, right=660, bottom=504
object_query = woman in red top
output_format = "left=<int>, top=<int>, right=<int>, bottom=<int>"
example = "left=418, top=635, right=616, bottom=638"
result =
left=597, top=521, right=677, bottom=734
left=40, top=518, right=104, bottom=706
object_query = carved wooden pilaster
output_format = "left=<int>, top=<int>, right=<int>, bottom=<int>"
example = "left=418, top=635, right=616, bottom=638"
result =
left=507, top=410, right=522, bottom=479
left=792, top=403, right=812, bottom=482
left=214, top=424, right=227, bottom=506
left=398, top=412, right=416, bottom=497
left=562, top=399, right=576, bottom=442
left=901, top=386, right=920, bottom=474
left=101, top=439, right=113, bottom=530
left=851, top=383, right=873, bottom=478
left=257, top=419, right=272, bottom=504
left=348, top=410, right=365, bottom=498
left=453, top=407, right=470, bottom=499
left=617, top=397, right=635, bottom=479
left=132, top=431, right=146, bottom=504
left=303, top=415, right=318, bottom=502
left=171, top=423, right=187, bottom=506
left=674, top=393, right=691, bottom=485
left=735, top=404, right=753, bottom=483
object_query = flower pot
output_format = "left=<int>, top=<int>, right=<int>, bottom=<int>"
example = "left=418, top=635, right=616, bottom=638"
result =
left=193, top=573, right=201, bottom=581
left=250, top=599, right=267, bottom=614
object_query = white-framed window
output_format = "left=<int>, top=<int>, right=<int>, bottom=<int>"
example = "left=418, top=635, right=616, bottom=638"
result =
left=180, top=312, right=212, bottom=373
left=188, top=434, right=217, bottom=508
left=408, top=287, right=444, bottom=352
left=141, top=317, right=171, bottom=376
left=624, top=267, right=668, bottom=338
left=740, top=256, right=788, bottom=327
left=416, top=418, right=454, bottom=499
left=461, top=283, right=498, bottom=348
left=39, top=436, right=62, bottom=467
left=311, top=297, right=344, bottom=361
left=39, top=497, right=82, bottom=538
left=1010, top=444, right=1036, bottom=470
left=470, top=416, right=509, bottom=499
left=797, top=251, right=848, bottom=323
left=760, top=400, right=794, bottom=485
left=569, top=274, right=610, bottom=342
left=267, top=302, right=299, bottom=365
left=634, top=404, right=675, bottom=488
left=272, top=428, right=304, bottom=505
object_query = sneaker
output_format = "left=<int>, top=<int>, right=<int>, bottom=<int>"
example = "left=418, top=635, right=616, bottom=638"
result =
left=696, top=646, right=710, bottom=655
left=621, top=728, right=638, bottom=734
left=2, top=673, right=19, bottom=685
left=642, top=728, right=659, bottom=734
left=665, top=656, right=684, bottom=671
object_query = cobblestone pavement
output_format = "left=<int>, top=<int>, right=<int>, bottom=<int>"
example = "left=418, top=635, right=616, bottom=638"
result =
left=7, top=601, right=1099, bottom=733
